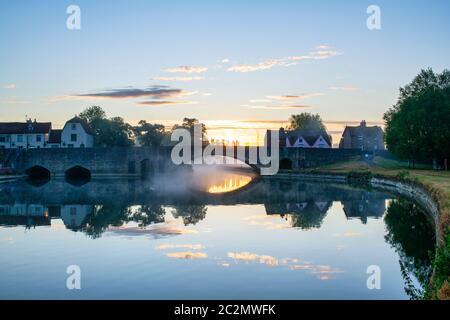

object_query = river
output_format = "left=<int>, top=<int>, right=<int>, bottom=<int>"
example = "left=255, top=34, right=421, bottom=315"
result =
left=0, top=168, right=435, bottom=299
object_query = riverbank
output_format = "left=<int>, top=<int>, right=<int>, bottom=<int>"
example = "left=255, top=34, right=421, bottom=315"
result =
left=275, top=156, right=449, bottom=300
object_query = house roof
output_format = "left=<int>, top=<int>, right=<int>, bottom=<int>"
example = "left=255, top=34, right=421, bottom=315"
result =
left=65, top=116, right=94, bottom=135
left=343, top=125, right=383, bottom=139
left=48, top=129, right=62, bottom=144
left=284, top=128, right=332, bottom=146
left=0, top=122, right=51, bottom=134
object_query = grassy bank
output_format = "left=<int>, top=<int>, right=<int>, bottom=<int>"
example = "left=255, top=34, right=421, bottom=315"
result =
left=298, top=156, right=450, bottom=300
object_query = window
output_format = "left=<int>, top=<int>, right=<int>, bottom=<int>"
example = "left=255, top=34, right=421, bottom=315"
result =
left=70, top=207, right=77, bottom=216
left=71, top=134, right=77, bottom=142
left=36, top=135, right=42, bottom=142
left=17, top=135, right=23, bottom=143
left=0, top=136, right=5, bottom=143
left=71, top=123, right=76, bottom=130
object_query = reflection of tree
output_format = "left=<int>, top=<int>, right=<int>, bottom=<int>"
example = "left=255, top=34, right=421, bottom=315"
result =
left=171, top=205, right=207, bottom=226
left=126, top=205, right=166, bottom=227
left=265, top=202, right=331, bottom=230
left=82, top=204, right=131, bottom=239
left=384, top=199, right=435, bottom=299
left=82, top=204, right=167, bottom=238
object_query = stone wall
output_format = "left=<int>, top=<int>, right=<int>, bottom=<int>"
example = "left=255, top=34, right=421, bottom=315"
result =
left=4, top=146, right=362, bottom=177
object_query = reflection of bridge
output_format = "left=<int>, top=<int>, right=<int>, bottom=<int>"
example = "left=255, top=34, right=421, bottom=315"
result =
left=2, top=146, right=362, bottom=178
left=0, top=177, right=390, bottom=230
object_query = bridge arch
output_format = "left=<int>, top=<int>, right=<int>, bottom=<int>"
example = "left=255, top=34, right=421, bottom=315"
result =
left=65, top=165, right=91, bottom=181
left=25, top=165, right=51, bottom=180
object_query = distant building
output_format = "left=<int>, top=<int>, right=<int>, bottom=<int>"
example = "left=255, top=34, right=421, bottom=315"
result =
left=339, top=120, right=385, bottom=151
left=266, top=128, right=332, bottom=148
left=60, top=117, right=94, bottom=148
left=0, top=119, right=51, bottom=149
left=0, top=117, right=94, bottom=149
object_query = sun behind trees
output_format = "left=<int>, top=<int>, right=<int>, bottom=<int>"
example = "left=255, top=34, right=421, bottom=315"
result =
left=383, top=69, right=450, bottom=169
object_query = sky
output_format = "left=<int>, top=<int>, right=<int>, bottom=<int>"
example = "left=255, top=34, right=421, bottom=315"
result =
left=1, top=0, right=449, bottom=145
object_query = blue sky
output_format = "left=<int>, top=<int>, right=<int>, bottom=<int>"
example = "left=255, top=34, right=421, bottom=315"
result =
left=1, top=0, right=449, bottom=143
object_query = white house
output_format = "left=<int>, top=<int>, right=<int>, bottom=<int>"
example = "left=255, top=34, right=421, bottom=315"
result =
left=60, top=117, right=94, bottom=148
left=0, top=119, right=51, bottom=149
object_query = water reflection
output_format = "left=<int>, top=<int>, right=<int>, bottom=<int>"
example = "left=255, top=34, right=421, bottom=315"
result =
left=0, top=173, right=436, bottom=299
left=192, top=166, right=257, bottom=194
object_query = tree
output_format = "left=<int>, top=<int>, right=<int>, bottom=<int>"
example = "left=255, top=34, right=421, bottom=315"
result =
left=134, top=121, right=166, bottom=147
left=384, top=69, right=450, bottom=167
left=288, top=112, right=331, bottom=144
left=289, top=113, right=327, bottom=132
left=78, top=106, right=134, bottom=147
left=171, top=117, right=208, bottom=146
left=79, top=105, right=106, bottom=124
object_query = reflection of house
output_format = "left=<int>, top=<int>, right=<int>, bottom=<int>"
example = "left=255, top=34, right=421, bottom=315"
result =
left=266, top=128, right=332, bottom=148
left=0, top=204, right=50, bottom=227
left=265, top=201, right=332, bottom=229
left=0, top=204, right=92, bottom=230
left=0, top=119, right=51, bottom=149
left=339, top=120, right=385, bottom=151
left=60, top=205, right=92, bottom=230
left=342, top=196, right=386, bottom=224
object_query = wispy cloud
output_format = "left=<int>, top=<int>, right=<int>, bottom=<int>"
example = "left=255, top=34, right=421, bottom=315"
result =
left=266, top=93, right=322, bottom=100
left=228, top=59, right=280, bottom=73
left=137, top=100, right=198, bottom=106
left=74, top=86, right=183, bottom=100
left=163, top=66, right=208, bottom=73
left=248, top=105, right=311, bottom=110
left=218, top=58, right=230, bottom=64
left=166, top=251, right=208, bottom=260
left=0, top=99, right=30, bottom=105
left=328, top=86, right=359, bottom=91
left=156, top=244, right=205, bottom=250
left=2, top=84, right=16, bottom=89
left=152, top=76, right=205, bottom=82
left=46, top=86, right=192, bottom=105
left=228, top=46, right=342, bottom=73
left=249, top=99, right=271, bottom=103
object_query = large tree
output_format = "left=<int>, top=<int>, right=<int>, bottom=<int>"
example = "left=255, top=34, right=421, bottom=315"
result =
left=384, top=69, right=450, bottom=167
left=171, top=117, right=208, bottom=146
left=289, top=113, right=327, bottom=132
left=79, top=106, right=134, bottom=147
left=134, top=120, right=166, bottom=147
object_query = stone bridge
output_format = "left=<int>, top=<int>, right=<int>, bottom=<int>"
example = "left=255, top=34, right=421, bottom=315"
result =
left=1, top=146, right=362, bottom=178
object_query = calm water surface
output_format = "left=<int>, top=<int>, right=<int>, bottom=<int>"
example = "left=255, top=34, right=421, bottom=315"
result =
left=0, top=169, right=435, bottom=299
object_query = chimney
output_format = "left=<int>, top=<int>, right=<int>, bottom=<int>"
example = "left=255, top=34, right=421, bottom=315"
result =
left=360, top=120, right=366, bottom=127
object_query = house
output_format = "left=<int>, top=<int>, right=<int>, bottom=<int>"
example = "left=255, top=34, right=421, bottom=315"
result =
left=47, top=129, right=62, bottom=148
left=339, top=120, right=385, bottom=151
left=266, top=128, right=332, bottom=148
left=60, top=116, right=94, bottom=148
left=0, top=119, right=51, bottom=149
